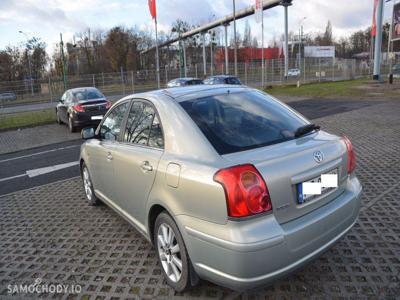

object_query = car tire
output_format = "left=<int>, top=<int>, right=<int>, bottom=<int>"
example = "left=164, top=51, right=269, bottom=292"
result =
left=154, top=212, right=198, bottom=292
left=81, top=163, right=100, bottom=206
left=56, top=110, right=62, bottom=124
left=68, top=116, right=76, bottom=133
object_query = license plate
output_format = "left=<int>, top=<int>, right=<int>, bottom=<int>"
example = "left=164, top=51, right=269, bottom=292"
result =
left=91, top=115, right=103, bottom=120
left=297, top=169, right=338, bottom=204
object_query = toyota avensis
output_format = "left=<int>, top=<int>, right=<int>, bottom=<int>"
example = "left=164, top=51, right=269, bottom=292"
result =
left=79, top=85, right=362, bottom=292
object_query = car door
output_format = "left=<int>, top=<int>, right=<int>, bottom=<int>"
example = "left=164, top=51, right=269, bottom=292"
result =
left=57, top=92, right=69, bottom=123
left=112, top=100, right=164, bottom=227
left=89, top=101, right=130, bottom=203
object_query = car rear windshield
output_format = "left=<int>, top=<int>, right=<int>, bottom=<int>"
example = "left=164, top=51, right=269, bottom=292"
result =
left=225, top=77, right=241, bottom=85
left=187, top=80, right=203, bottom=85
left=180, top=91, right=307, bottom=154
left=72, top=89, right=104, bottom=101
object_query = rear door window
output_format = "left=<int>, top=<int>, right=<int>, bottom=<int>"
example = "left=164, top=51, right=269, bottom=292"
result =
left=123, top=101, right=164, bottom=148
left=100, top=102, right=129, bottom=141
left=180, top=91, right=307, bottom=154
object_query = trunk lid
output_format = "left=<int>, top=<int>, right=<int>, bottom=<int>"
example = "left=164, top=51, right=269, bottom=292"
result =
left=79, top=99, right=108, bottom=113
left=222, top=131, right=348, bottom=224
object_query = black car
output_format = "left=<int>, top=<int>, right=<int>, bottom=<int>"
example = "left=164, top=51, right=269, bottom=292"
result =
left=167, top=77, right=204, bottom=87
left=203, top=75, right=242, bottom=85
left=56, top=87, right=111, bottom=132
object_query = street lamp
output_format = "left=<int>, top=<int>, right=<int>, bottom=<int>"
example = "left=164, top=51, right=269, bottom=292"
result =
left=172, top=28, right=185, bottom=77
left=298, top=17, right=307, bottom=69
left=18, top=30, right=34, bottom=95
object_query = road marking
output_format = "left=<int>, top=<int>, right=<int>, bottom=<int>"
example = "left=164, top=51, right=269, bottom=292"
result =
left=0, top=161, right=79, bottom=182
left=0, top=173, right=27, bottom=182
left=26, top=161, right=79, bottom=178
left=0, top=145, right=80, bottom=163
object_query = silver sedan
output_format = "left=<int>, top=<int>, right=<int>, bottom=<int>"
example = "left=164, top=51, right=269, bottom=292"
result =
left=80, top=85, right=362, bottom=291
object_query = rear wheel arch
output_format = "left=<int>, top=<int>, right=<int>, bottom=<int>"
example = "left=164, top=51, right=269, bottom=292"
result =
left=79, top=159, right=85, bottom=175
left=148, top=204, right=168, bottom=244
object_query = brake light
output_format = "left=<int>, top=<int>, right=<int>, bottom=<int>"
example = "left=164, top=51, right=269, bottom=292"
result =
left=342, top=135, right=356, bottom=174
left=214, top=164, right=272, bottom=218
left=72, top=104, right=85, bottom=112
left=105, top=101, right=112, bottom=109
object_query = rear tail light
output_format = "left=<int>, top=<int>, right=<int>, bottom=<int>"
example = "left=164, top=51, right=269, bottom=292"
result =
left=105, top=101, right=112, bottom=109
left=342, top=135, right=356, bottom=174
left=214, top=164, right=272, bottom=218
left=72, top=104, right=85, bottom=112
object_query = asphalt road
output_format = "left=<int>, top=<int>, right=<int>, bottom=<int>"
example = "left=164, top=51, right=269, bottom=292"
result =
left=0, top=98, right=381, bottom=196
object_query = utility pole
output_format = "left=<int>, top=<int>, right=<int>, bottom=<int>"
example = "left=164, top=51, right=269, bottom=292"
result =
left=18, top=31, right=34, bottom=95
left=388, top=0, right=395, bottom=83
left=60, top=33, right=68, bottom=90
left=373, top=0, right=384, bottom=80
left=224, top=23, right=229, bottom=74
left=210, top=31, right=214, bottom=76
left=202, top=32, right=207, bottom=77
left=182, top=39, right=187, bottom=77
left=281, top=0, right=292, bottom=80
left=154, top=18, right=160, bottom=88
left=233, top=0, right=238, bottom=76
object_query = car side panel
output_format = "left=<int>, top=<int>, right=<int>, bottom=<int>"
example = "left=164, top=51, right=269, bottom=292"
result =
left=146, top=154, right=229, bottom=231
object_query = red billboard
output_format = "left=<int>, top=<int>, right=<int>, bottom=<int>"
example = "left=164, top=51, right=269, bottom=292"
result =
left=393, top=3, right=400, bottom=41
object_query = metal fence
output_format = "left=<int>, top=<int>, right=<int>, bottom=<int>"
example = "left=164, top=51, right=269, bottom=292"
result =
left=0, top=57, right=397, bottom=112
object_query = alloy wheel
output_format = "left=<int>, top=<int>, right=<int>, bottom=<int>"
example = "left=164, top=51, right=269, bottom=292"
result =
left=82, top=167, right=93, bottom=201
left=157, top=223, right=182, bottom=282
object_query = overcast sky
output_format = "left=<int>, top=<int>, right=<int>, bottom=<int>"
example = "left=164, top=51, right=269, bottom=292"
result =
left=0, top=0, right=394, bottom=54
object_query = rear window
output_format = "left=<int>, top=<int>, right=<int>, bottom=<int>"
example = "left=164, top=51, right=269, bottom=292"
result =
left=224, top=77, right=241, bottom=85
left=187, top=80, right=203, bottom=85
left=72, top=89, right=104, bottom=101
left=180, top=91, right=307, bottom=154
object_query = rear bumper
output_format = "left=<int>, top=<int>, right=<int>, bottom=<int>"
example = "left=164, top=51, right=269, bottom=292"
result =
left=177, top=175, right=362, bottom=291
left=71, top=112, right=104, bottom=128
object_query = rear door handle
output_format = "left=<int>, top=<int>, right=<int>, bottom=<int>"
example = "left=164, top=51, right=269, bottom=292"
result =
left=106, top=152, right=113, bottom=161
left=141, top=161, right=153, bottom=172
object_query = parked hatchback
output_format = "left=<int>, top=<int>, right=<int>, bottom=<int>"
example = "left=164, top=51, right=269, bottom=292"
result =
left=203, top=75, right=242, bottom=85
left=56, top=87, right=111, bottom=132
left=167, top=78, right=203, bottom=87
left=80, top=85, right=362, bottom=292
left=288, top=68, right=301, bottom=77
left=0, top=92, right=17, bottom=102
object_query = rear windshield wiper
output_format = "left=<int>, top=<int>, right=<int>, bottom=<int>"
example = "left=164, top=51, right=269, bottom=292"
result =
left=294, top=123, right=320, bottom=138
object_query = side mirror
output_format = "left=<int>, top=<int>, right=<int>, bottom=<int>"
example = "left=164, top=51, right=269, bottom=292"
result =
left=59, top=99, right=64, bottom=104
left=81, top=127, right=95, bottom=140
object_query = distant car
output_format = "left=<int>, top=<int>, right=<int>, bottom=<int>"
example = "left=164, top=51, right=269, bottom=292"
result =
left=288, top=69, right=301, bottom=77
left=203, top=75, right=242, bottom=85
left=167, top=78, right=204, bottom=88
left=392, top=64, right=400, bottom=78
left=0, top=92, right=17, bottom=102
left=56, top=87, right=111, bottom=132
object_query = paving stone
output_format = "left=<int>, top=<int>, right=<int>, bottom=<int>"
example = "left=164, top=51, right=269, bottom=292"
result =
left=0, top=124, right=80, bottom=155
left=0, top=101, right=399, bottom=298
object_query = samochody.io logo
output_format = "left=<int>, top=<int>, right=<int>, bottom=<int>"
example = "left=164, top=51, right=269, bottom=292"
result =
left=7, top=278, right=82, bottom=295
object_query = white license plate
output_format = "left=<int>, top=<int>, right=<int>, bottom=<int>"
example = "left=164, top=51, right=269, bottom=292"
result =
left=297, top=169, right=338, bottom=204
left=91, top=115, right=103, bottom=120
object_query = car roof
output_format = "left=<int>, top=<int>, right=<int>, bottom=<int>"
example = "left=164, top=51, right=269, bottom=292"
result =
left=170, top=77, right=201, bottom=82
left=116, top=84, right=251, bottom=105
left=207, top=75, right=237, bottom=79
left=68, top=87, right=101, bottom=93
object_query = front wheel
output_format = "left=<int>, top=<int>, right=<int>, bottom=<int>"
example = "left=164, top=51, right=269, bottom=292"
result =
left=154, top=212, right=197, bottom=292
left=68, top=116, right=76, bottom=132
left=56, top=109, right=62, bottom=124
left=81, top=163, right=100, bottom=206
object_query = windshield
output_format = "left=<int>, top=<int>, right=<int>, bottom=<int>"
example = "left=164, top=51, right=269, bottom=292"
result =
left=180, top=91, right=308, bottom=154
left=72, top=89, right=104, bottom=101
